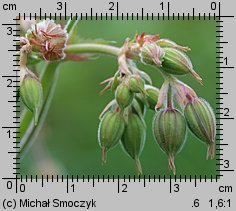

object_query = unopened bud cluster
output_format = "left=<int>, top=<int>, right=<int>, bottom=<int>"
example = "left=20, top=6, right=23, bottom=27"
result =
left=98, top=33, right=216, bottom=175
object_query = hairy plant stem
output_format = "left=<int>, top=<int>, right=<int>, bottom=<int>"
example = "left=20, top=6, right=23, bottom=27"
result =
left=65, top=43, right=120, bottom=56
left=64, top=43, right=139, bottom=60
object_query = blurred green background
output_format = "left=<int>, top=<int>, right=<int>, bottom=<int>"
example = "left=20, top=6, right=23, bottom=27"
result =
left=20, top=19, right=218, bottom=177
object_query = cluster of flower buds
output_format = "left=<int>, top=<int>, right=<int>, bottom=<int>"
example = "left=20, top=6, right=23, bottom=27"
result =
left=98, top=33, right=216, bottom=175
left=98, top=61, right=161, bottom=174
left=133, top=32, right=203, bottom=85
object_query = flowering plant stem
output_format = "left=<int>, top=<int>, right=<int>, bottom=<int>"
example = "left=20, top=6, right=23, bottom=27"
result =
left=17, top=17, right=79, bottom=158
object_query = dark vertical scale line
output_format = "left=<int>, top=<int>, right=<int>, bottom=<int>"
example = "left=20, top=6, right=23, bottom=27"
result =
left=40, top=8, right=42, bottom=20
left=169, top=175, right=172, bottom=193
left=16, top=176, right=18, bottom=193
left=167, top=2, right=170, bottom=20
left=116, top=2, right=119, bottom=20
left=117, top=175, right=120, bottom=193
left=42, top=175, right=44, bottom=187
left=64, top=2, right=67, bottom=20
left=66, top=175, right=69, bottom=193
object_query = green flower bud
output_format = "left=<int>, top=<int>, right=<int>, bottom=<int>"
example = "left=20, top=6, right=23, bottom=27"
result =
left=152, top=108, right=187, bottom=175
left=98, top=111, right=125, bottom=164
left=20, top=71, right=43, bottom=126
left=115, top=83, right=134, bottom=109
left=140, top=41, right=164, bottom=66
left=161, top=47, right=202, bottom=84
left=156, top=39, right=191, bottom=52
left=144, top=85, right=160, bottom=110
left=121, top=113, right=146, bottom=175
left=128, top=75, right=145, bottom=93
left=184, top=98, right=216, bottom=159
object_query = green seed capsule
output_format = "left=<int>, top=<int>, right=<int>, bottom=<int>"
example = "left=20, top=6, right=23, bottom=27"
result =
left=152, top=108, right=187, bottom=175
left=184, top=98, right=216, bottom=159
left=115, top=83, right=134, bottom=109
left=161, top=47, right=203, bottom=84
left=144, top=85, right=160, bottom=110
left=20, top=72, right=43, bottom=126
left=121, top=113, right=146, bottom=175
left=162, top=47, right=193, bottom=75
left=98, top=111, right=125, bottom=164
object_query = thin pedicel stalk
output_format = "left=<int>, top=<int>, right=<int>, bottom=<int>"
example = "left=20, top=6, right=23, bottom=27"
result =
left=167, top=83, right=173, bottom=109
left=17, top=17, right=79, bottom=158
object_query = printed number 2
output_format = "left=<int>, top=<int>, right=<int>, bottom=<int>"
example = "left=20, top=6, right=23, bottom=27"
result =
left=121, top=184, right=127, bottom=192
left=109, top=2, right=115, bottom=10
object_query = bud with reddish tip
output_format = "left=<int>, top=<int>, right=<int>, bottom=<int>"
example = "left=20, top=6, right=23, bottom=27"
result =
left=152, top=108, right=187, bottom=174
left=115, top=83, right=134, bottom=109
left=184, top=98, right=216, bottom=159
left=140, top=42, right=164, bottom=66
left=98, top=111, right=125, bottom=164
left=121, top=113, right=146, bottom=175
